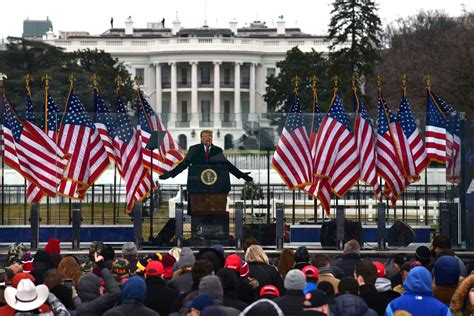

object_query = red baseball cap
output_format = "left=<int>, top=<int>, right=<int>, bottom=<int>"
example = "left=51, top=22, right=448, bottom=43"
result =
left=259, top=285, right=280, bottom=298
left=146, top=261, right=164, bottom=277
left=373, top=261, right=385, bottom=277
left=302, top=265, right=319, bottom=278
left=240, top=261, right=249, bottom=278
left=225, top=254, right=242, bottom=272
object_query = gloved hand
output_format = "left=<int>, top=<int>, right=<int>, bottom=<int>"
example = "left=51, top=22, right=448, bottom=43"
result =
left=242, top=172, right=253, bottom=182
left=159, top=172, right=171, bottom=180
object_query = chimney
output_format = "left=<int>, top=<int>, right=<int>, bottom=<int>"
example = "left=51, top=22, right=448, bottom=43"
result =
left=125, top=16, right=133, bottom=35
left=276, top=16, right=285, bottom=35
left=229, top=19, right=238, bottom=35
left=172, top=18, right=181, bottom=35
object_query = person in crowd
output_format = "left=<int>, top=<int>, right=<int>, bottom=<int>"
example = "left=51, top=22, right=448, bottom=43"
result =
left=450, top=274, right=474, bottom=315
left=20, top=252, right=34, bottom=274
left=168, top=247, right=195, bottom=294
left=317, top=281, right=335, bottom=304
left=121, top=242, right=138, bottom=274
left=198, top=275, right=240, bottom=315
left=334, top=239, right=361, bottom=278
left=197, top=248, right=225, bottom=273
left=111, top=258, right=130, bottom=285
left=312, top=253, right=341, bottom=294
left=303, top=289, right=330, bottom=315
left=4, top=264, right=24, bottom=286
left=431, top=234, right=467, bottom=277
left=104, top=276, right=158, bottom=316
left=185, top=294, right=214, bottom=316
left=169, top=247, right=181, bottom=262
left=224, top=254, right=256, bottom=304
left=389, top=254, right=410, bottom=288
left=75, top=253, right=121, bottom=315
left=243, top=237, right=260, bottom=253
left=216, top=268, right=248, bottom=311
left=44, top=269, right=75, bottom=311
left=240, top=298, right=285, bottom=315
left=31, top=251, right=55, bottom=285
left=274, top=269, right=306, bottom=315
left=294, top=246, right=311, bottom=270
left=392, top=261, right=422, bottom=295
left=57, top=255, right=82, bottom=288
left=372, top=261, right=400, bottom=301
left=260, top=285, right=280, bottom=300
left=100, top=246, right=116, bottom=271
left=385, top=266, right=451, bottom=316
left=136, top=258, right=150, bottom=276
left=432, top=255, right=461, bottom=305
left=355, top=261, right=392, bottom=316
left=414, top=246, right=432, bottom=268
left=277, top=248, right=295, bottom=279
left=332, top=277, right=377, bottom=316
left=7, top=243, right=27, bottom=266
left=302, top=265, right=319, bottom=294
left=79, top=241, right=104, bottom=273
left=144, top=260, right=179, bottom=316
left=5, top=278, right=69, bottom=316
left=246, top=245, right=284, bottom=294
left=161, top=253, right=177, bottom=282
left=44, top=238, right=61, bottom=256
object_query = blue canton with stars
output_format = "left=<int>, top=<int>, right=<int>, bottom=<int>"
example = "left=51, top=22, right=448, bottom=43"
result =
left=328, top=94, right=353, bottom=133
left=377, top=96, right=390, bottom=136
left=426, top=93, right=446, bottom=130
left=431, top=92, right=460, bottom=138
left=62, top=90, right=95, bottom=129
left=284, top=94, right=306, bottom=132
left=396, top=96, right=418, bottom=137
left=114, top=96, right=135, bottom=143
left=311, top=100, right=323, bottom=134
left=24, top=90, right=35, bottom=122
left=93, top=89, right=116, bottom=133
left=3, top=96, right=24, bottom=142
left=353, top=92, right=373, bottom=125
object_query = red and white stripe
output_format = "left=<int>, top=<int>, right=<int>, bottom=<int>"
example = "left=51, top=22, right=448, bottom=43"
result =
left=95, top=122, right=118, bottom=164
left=426, top=124, right=446, bottom=164
left=407, top=127, right=430, bottom=176
left=391, top=122, right=417, bottom=182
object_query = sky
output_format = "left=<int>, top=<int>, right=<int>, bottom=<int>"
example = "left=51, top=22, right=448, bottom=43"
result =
left=1, top=0, right=471, bottom=39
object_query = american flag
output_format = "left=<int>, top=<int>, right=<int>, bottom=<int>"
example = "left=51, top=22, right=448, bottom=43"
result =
left=446, top=111, right=461, bottom=183
left=135, top=90, right=184, bottom=174
left=57, top=88, right=110, bottom=199
left=94, top=88, right=118, bottom=164
left=303, top=95, right=332, bottom=213
left=25, top=90, right=62, bottom=203
left=426, top=90, right=447, bottom=164
left=376, top=94, right=406, bottom=204
left=2, top=94, right=68, bottom=198
left=313, top=93, right=359, bottom=214
left=396, top=96, right=430, bottom=178
left=353, top=89, right=380, bottom=199
left=113, top=95, right=151, bottom=211
left=272, top=93, right=312, bottom=190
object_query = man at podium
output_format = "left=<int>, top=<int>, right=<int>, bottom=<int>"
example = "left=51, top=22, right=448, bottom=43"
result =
left=160, top=130, right=253, bottom=216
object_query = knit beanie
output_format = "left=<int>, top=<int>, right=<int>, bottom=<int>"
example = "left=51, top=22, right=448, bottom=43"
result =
left=284, top=269, right=307, bottom=291
left=434, top=255, right=460, bottom=286
left=294, top=246, right=310, bottom=263
left=122, top=276, right=147, bottom=302
left=45, top=238, right=60, bottom=255
left=176, top=247, right=196, bottom=269
left=199, top=275, right=224, bottom=305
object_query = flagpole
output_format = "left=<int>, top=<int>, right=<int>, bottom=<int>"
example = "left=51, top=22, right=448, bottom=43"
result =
left=113, top=76, right=122, bottom=224
left=42, top=75, right=52, bottom=224
left=309, top=75, right=319, bottom=223
left=0, top=73, right=6, bottom=225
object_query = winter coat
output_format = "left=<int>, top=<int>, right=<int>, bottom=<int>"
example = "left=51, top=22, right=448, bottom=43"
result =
left=248, top=262, right=284, bottom=294
left=76, top=268, right=121, bottom=316
left=359, top=284, right=392, bottom=316
left=167, top=269, right=192, bottom=294
left=104, top=300, right=158, bottom=316
left=333, top=253, right=361, bottom=278
left=330, top=293, right=377, bottom=316
left=144, top=276, right=179, bottom=316
left=433, top=284, right=458, bottom=306
left=450, top=274, right=474, bottom=315
left=384, top=267, right=451, bottom=316
left=273, top=289, right=306, bottom=316
left=374, top=278, right=401, bottom=301
left=240, top=299, right=284, bottom=316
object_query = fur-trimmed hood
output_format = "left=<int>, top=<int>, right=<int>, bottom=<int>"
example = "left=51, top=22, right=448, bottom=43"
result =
left=450, top=274, right=474, bottom=313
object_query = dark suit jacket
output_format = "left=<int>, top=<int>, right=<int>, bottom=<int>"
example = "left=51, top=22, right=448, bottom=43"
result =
left=167, top=143, right=246, bottom=179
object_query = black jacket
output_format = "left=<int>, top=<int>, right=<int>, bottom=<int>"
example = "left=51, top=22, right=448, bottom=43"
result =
left=248, top=262, right=285, bottom=295
left=359, top=284, right=392, bottom=316
left=167, top=270, right=192, bottom=294
left=273, top=290, right=306, bottom=316
left=104, top=299, right=158, bottom=316
left=333, top=253, right=361, bottom=278
left=145, top=276, right=180, bottom=316
left=330, top=293, right=378, bottom=316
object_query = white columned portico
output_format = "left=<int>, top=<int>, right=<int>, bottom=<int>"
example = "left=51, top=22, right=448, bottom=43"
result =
left=234, top=61, right=242, bottom=127
left=190, top=61, right=199, bottom=127
left=249, top=62, right=256, bottom=114
left=169, top=61, right=177, bottom=125
left=154, top=63, right=162, bottom=113
left=213, top=61, right=221, bottom=127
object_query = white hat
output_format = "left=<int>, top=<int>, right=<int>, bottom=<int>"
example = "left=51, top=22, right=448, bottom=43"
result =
left=5, top=279, right=49, bottom=311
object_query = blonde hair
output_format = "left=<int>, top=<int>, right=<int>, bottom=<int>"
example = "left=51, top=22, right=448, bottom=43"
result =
left=245, top=245, right=269, bottom=264
left=169, top=247, right=181, bottom=262
left=343, top=239, right=360, bottom=255
left=200, top=130, right=213, bottom=138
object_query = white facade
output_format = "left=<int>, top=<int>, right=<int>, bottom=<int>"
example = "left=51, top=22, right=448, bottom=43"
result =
left=42, top=18, right=333, bottom=149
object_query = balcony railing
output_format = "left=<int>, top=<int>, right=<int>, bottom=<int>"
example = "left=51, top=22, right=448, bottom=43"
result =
left=177, top=82, right=191, bottom=88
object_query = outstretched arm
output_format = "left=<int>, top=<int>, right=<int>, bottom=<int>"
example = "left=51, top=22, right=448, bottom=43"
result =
left=160, top=146, right=195, bottom=179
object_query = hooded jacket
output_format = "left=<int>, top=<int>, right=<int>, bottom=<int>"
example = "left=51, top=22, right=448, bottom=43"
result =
left=330, top=293, right=377, bottom=316
left=450, top=274, right=474, bottom=315
left=198, top=275, right=240, bottom=316
left=384, top=267, right=451, bottom=316
left=240, top=298, right=285, bottom=316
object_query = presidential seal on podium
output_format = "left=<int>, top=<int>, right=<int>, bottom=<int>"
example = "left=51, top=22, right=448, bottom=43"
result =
left=200, top=168, right=218, bottom=186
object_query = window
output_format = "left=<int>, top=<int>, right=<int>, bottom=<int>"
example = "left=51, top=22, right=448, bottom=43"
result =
left=266, top=67, right=276, bottom=78
left=178, top=134, right=187, bottom=150
left=162, top=67, right=170, bottom=88
left=161, top=100, right=170, bottom=124
left=181, top=101, right=188, bottom=122
left=201, top=66, right=211, bottom=84
left=135, top=68, right=145, bottom=85
left=224, top=68, right=231, bottom=85
left=224, top=134, right=234, bottom=150
left=181, top=67, right=188, bottom=85
left=241, top=67, right=250, bottom=86
left=223, top=100, right=231, bottom=122
left=201, top=100, right=211, bottom=122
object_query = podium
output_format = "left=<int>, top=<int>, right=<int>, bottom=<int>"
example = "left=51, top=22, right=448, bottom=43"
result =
left=187, top=164, right=230, bottom=243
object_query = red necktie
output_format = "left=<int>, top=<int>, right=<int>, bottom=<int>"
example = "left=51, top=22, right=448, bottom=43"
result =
left=205, top=145, right=209, bottom=160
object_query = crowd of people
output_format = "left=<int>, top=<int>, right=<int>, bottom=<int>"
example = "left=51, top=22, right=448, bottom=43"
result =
left=0, top=234, right=472, bottom=315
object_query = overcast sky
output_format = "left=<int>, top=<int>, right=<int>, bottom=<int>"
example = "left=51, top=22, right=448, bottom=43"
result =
left=1, top=0, right=471, bottom=39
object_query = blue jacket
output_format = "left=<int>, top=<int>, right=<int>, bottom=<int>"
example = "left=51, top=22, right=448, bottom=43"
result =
left=385, top=267, right=451, bottom=316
